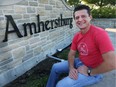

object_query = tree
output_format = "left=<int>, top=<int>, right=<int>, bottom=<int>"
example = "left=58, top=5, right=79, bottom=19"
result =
left=81, top=0, right=115, bottom=8
left=66, top=0, right=81, bottom=6
left=81, top=0, right=115, bottom=17
left=67, top=0, right=115, bottom=8
left=66, top=0, right=115, bottom=18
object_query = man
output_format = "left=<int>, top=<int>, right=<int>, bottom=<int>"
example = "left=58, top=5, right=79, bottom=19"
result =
left=46, top=5, right=116, bottom=87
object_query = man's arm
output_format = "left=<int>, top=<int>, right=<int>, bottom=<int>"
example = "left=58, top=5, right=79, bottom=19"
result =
left=78, top=51, right=116, bottom=76
left=68, top=50, right=76, bottom=69
left=90, top=51, right=116, bottom=75
left=68, top=49, right=78, bottom=79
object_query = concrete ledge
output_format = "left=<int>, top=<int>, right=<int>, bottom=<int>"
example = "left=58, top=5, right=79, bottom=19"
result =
left=87, top=70, right=116, bottom=87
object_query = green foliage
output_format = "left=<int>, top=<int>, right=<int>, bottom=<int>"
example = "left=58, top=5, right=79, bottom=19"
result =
left=67, top=0, right=80, bottom=6
left=66, top=0, right=116, bottom=7
left=23, top=74, right=48, bottom=87
left=55, top=47, right=70, bottom=60
left=66, top=0, right=116, bottom=18
left=91, top=7, right=116, bottom=18
left=56, top=47, right=78, bottom=60
left=67, top=0, right=116, bottom=18
left=82, top=0, right=115, bottom=7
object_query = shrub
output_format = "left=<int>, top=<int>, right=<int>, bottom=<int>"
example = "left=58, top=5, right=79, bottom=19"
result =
left=91, top=7, right=116, bottom=18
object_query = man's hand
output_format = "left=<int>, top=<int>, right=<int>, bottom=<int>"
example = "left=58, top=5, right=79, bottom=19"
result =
left=78, top=65, right=88, bottom=76
left=69, top=68, right=78, bottom=80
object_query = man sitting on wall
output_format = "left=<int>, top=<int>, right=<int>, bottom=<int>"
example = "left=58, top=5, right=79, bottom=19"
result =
left=46, top=4, right=116, bottom=87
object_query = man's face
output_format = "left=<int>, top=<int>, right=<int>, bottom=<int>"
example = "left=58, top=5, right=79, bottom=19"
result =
left=74, top=9, right=92, bottom=30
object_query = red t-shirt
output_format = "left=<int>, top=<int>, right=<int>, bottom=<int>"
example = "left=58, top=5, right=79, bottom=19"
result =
left=71, top=25, right=114, bottom=68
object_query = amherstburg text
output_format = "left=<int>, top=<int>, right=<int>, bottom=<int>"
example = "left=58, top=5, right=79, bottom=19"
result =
left=3, top=14, right=73, bottom=42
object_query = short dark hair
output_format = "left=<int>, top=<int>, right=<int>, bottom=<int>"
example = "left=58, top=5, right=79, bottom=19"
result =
left=73, top=5, right=91, bottom=18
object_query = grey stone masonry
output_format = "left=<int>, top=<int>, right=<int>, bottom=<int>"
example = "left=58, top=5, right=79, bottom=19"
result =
left=0, top=0, right=76, bottom=86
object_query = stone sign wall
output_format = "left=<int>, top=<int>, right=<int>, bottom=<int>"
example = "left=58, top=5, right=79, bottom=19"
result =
left=0, top=0, right=77, bottom=86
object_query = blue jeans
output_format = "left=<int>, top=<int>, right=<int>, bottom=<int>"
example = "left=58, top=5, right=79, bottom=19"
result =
left=46, top=58, right=103, bottom=87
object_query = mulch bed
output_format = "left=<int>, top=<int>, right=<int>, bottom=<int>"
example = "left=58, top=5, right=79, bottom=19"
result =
left=4, top=46, right=70, bottom=87
left=4, top=58, right=58, bottom=87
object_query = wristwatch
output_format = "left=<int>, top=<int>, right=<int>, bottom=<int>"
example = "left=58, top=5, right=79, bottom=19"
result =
left=87, top=68, right=91, bottom=76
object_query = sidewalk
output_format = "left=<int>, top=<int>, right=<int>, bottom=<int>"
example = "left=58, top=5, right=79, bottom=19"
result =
left=87, top=28, right=116, bottom=87
left=106, top=28, right=116, bottom=53
left=87, top=70, right=116, bottom=87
